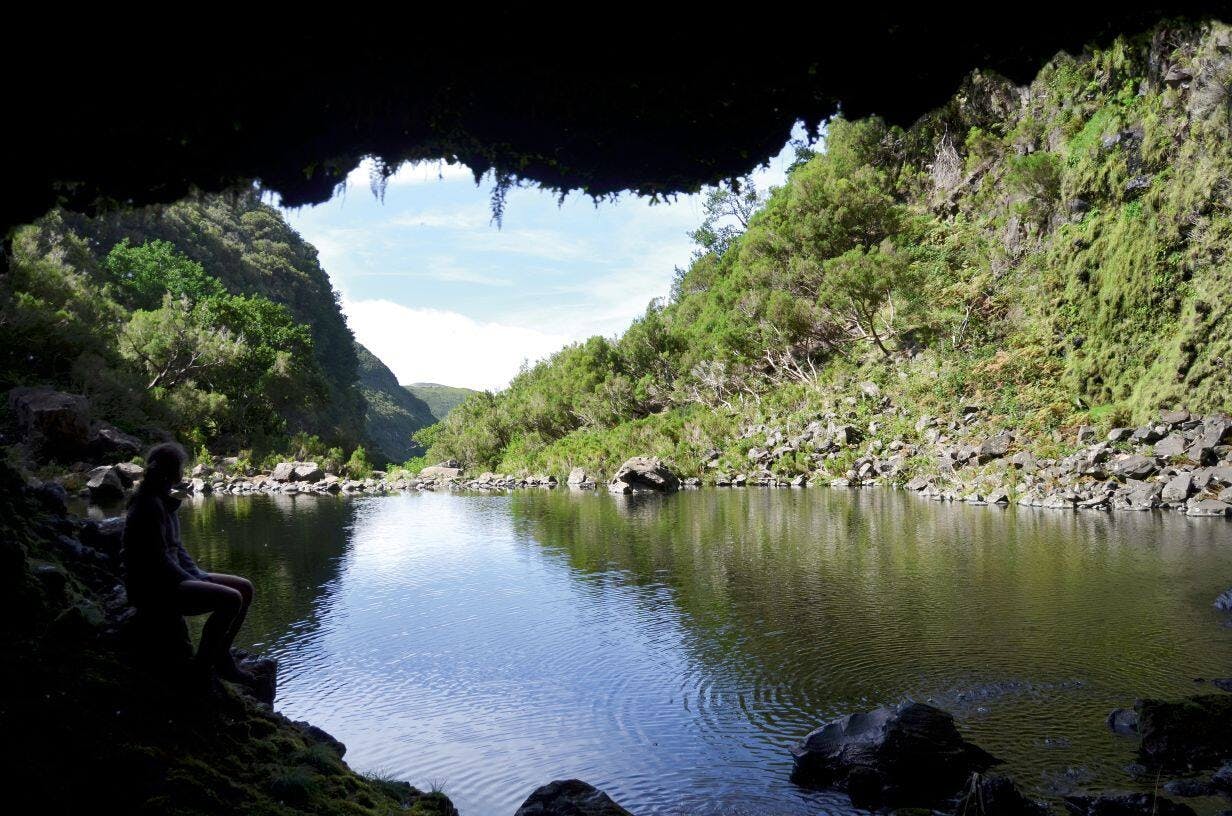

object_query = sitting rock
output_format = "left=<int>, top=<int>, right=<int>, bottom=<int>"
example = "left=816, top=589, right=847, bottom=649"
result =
left=957, top=774, right=1048, bottom=816
left=86, top=465, right=125, bottom=503
left=514, top=779, right=632, bottom=816
left=567, top=467, right=588, bottom=486
left=608, top=457, right=679, bottom=494
left=1155, top=435, right=1189, bottom=459
left=234, top=650, right=278, bottom=705
left=1063, top=792, right=1195, bottom=816
left=790, top=701, right=999, bottom=809
left=1136, top=695, right=1232, bottom=770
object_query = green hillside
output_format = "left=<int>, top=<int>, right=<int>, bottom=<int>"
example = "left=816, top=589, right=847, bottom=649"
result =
left=2, top=192, right=369, bottom=457
left=357, top=346, right=436, bottom=464
left=404, top=383, right=479, bottom=422
left=425, top=20, right=1232, bottom=479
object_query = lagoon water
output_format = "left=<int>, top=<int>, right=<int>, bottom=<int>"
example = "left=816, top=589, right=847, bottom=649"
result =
left=179, top=488, right=1232, bottom=815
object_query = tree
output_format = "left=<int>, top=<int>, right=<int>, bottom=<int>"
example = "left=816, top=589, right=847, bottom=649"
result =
left=820, top=244, right=924, bottom=356
left=104, top=239, right=224, bottom=309
left=120, top=295, right=244, bottom=392
left=689, top=177, right=763, bottom=262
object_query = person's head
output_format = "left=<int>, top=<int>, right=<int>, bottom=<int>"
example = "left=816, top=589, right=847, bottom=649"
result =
left=141, top=442, right=188, bottom=495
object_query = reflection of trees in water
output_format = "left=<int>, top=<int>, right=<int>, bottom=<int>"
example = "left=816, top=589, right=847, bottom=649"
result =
left=180, top=494, right=356, bottom=651
left=509, top=489, right=1232, bottom=710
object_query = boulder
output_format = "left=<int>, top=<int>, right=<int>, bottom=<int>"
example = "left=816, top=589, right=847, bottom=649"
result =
left=957, top=774, right=1049, bottom=816
left=420, top=465, right=463, bottom=479
left=8, top=387, right=92, bottom=460
left=1161, top=473, right=1194, bottom=504
left=567, top=467, right=587, bottom=486
left=1215, top=588, right=1232, bottom=611
left=86, top=465, right=125, bottom=503
left=514, top=779, right=632, bottom=816
left=80, top=517, right=125, bottom=558
left=1161, top=409, right=1192, bottom=425
left=1108, top=455, right=1157, bottom=480
left=1213, top=763, right=1232, bottom=792
left=608, top=457, right=679, bottom=494
left=113, top=461, right=144, bottom=487
left=89, top=422, right=142, bottom=459
left=1136, top=695, right=1232, bottom=770
left=789, top=701, right=999, bottom=809
left=269, top=462, right=297, bottom=482
left=292, top=462, right=324, bottom=483
left=1063, top=793, right=1195, bottom=816
left=1186, top=499, right=1230, bottom=517
left=1155, top=435, right=1188, bottom=458
left=1108, top=427, right=1135, bottom=443
left=30, top=481, right=69, bottom=514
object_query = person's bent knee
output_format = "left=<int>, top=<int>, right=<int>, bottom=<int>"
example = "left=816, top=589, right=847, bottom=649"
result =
left=215, top=586, right=244, bottom=616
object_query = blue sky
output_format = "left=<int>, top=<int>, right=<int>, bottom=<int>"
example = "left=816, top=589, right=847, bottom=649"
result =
left=280, top=125, right=815, bottom=391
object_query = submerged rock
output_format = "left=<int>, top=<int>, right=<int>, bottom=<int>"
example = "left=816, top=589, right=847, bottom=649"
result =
left=608, top=456, right=679, bottom=494
left=790, top=701, right=999, bottom=809
left=1216, top=589, right=1232, bottom=611
left=1107, top=708, right=1140, bottom=736
left=1063, top=792, right=1196, bottom=816
left=514, top=779, right=633, bottom=816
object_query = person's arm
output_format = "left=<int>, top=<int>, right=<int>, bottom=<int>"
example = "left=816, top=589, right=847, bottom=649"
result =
left=169, top=513, right=209, bottom=580
left=124, top=500, right=198, bottom=585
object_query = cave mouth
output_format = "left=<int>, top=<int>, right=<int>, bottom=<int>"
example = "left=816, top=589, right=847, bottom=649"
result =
left=4, top=5, right=1222, bottom=242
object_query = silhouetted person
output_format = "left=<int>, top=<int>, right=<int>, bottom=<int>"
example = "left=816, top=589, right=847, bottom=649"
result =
left=122, top=442, right=255, bottom=683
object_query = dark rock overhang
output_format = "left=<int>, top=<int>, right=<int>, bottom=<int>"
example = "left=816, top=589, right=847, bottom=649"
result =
left=4, top=5, right=1228, bottom=238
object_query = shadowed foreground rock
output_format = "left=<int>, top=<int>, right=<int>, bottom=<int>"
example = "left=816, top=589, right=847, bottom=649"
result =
left=514, top=780, right=633, bottom=816
left=956, top=774, right=1049, bottom=816
left=1063, top=792, right=1197, bottom=816
left=790, top=701, right=999, bottom=809
left=1136, top=695, right=1232, bottom=770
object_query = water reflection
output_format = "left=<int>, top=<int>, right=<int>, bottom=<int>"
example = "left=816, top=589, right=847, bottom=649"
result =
left=178, top=489, right=1232, bottom=816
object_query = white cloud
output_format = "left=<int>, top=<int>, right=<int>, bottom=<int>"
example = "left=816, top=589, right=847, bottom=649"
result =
left=345, top=158, right=476, bottom=193
left=344, top=298, right=572, bottom=391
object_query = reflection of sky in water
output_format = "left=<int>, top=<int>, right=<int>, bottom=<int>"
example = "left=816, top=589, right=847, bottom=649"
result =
left=180, top=490, right=1232, bottom=816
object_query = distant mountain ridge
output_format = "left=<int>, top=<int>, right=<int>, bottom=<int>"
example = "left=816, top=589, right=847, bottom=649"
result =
left=404, top=383, right=477, bottom=422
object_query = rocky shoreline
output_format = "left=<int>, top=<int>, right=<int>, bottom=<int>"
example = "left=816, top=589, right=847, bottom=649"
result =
left=12, top=385, right=1231, bottom=519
